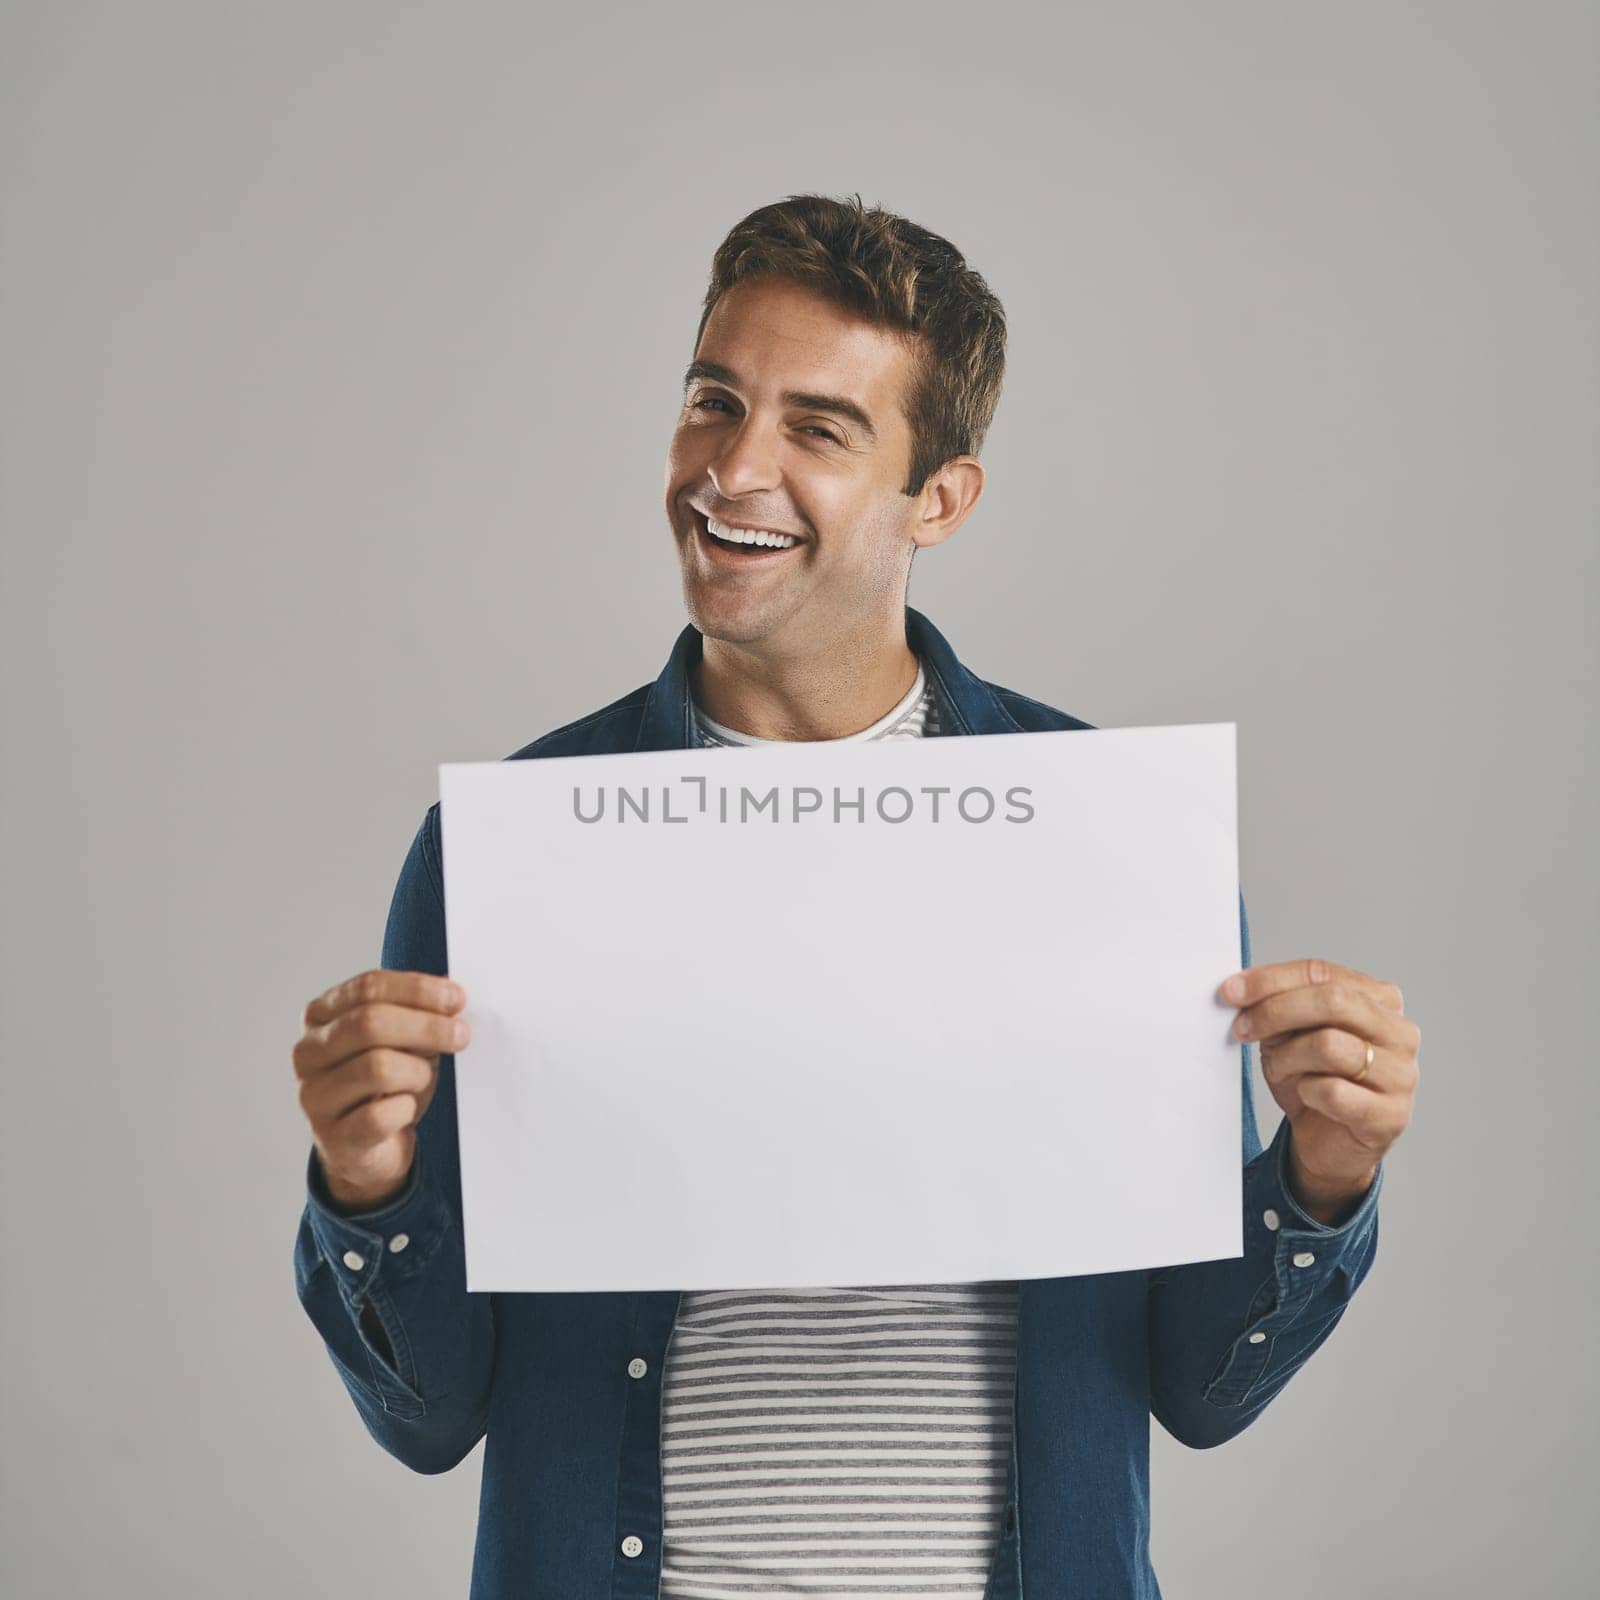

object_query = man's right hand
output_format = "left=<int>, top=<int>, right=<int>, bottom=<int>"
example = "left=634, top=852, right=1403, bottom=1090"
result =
left=293, top=969, right=471, bottom=1212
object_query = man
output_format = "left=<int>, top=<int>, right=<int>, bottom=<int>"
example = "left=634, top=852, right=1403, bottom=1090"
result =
left=292, top=194, right=1420, bottom=1599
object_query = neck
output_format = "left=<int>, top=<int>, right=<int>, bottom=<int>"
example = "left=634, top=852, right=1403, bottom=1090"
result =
left=692, top=611, right=919, bottom=741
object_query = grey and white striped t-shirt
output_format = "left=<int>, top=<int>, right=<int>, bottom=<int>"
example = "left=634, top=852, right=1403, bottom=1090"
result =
left=661, top=659, right=1018, bottom=1600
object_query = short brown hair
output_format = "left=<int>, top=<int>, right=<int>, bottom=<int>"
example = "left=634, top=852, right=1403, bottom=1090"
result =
left=694, top=193, right=1006, bottom=497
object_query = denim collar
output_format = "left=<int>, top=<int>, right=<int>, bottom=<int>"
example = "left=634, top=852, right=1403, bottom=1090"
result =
left=632, top=606, right=1023, bottom=752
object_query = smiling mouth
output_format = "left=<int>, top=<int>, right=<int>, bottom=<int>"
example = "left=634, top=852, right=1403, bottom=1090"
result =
left=692, top=508, right=806, bottom=559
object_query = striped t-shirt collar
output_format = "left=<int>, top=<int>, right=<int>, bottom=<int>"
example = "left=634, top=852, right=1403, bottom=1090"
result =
left=692, top=657, right=928, bottom=746
left=633, top=606, right=1026, bottom=752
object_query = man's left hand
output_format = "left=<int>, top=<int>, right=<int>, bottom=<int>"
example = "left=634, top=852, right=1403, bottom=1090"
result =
left=1220, top=959, right=1420, bottom=1225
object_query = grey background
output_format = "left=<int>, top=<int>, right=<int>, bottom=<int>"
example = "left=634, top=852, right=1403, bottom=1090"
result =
left=2, top=2, right=1595, bottom=1594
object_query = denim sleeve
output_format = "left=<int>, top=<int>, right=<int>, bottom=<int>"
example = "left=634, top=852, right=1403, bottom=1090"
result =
left=1146, top=890, right=1383, bottom=1449
left=292, top=804, right=495, bottom=1474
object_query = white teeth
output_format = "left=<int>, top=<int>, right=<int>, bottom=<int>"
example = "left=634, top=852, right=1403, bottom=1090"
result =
left=707, top=515, right=798, bottom=550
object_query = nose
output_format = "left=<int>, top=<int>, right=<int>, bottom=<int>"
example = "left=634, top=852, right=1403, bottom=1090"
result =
left=707, top=412, right=782, bottom=500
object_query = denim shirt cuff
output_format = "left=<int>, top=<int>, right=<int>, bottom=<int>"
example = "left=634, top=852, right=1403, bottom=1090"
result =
left=303, top=1142, right=455, bottom=1310
left=1202, top=1116, right=1383, bottom=1407
left=1268, top=1114, right=1385, bottom=1238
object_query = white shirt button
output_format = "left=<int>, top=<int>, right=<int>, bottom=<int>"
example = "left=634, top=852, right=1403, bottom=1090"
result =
left=1263, top=1208, right=1280, bottom=1231
left=1292, top=1251, right=1316, bottom=1268
left=627, top=1357, right=648, bottom=1379
left=620, top=1535, right=643, bottom=1558
left=388, top=1233, right=410, bottom=1253
left=341, top=1249, right=366, bottom=1271
left=1249, top=1331, right=1267, bottom=1344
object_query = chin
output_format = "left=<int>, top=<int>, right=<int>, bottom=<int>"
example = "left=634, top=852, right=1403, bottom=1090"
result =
left=680, top=583, right=781, bottom=646
left=684, top=600, right=766, bottom=646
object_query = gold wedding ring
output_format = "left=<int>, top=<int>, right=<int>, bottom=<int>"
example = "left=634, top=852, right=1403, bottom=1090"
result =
left=1353, top=1039, right=1375, bottom=1083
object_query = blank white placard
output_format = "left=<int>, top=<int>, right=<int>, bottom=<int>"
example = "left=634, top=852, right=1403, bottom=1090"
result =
left=438, top=723, right=1241, bottom=1292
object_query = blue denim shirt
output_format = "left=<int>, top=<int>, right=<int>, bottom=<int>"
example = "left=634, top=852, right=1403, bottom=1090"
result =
left=293, top=606, right=1382, bottom=1599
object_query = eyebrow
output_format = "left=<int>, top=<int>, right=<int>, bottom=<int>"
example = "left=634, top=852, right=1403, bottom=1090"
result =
left=682, top=359, right=879, bottom=444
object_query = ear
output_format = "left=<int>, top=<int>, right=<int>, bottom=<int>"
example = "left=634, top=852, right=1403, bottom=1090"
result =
left=911, top=456, right=985, bottom=550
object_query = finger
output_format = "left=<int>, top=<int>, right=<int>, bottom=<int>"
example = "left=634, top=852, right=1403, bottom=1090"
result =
left=1219, top=958, right=1398, bottom=1012
left=326, top=1092, right=422, bottom=1157
left=1295, top=1074, right=1408, bottom=1148
left=1234, top=978, right=1419, bottom=1053
left=299, top=1047, right=435, bottom=1124
left=303, top=969, right=465, bottom=1029
left=1261, top=1027, right=1390, bottom=1092
left=294, top=1000, right=469, bottom=1079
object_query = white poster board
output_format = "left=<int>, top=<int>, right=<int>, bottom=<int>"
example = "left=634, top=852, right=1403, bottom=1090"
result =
left=438, top=723, right=1241, bottom=1292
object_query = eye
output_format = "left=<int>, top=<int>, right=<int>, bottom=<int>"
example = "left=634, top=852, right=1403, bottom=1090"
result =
left=687, top=394, right=840, bottom=446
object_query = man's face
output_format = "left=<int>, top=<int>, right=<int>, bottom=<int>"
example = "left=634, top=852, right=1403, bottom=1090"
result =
left=663, top=276, right=929, bottom=653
